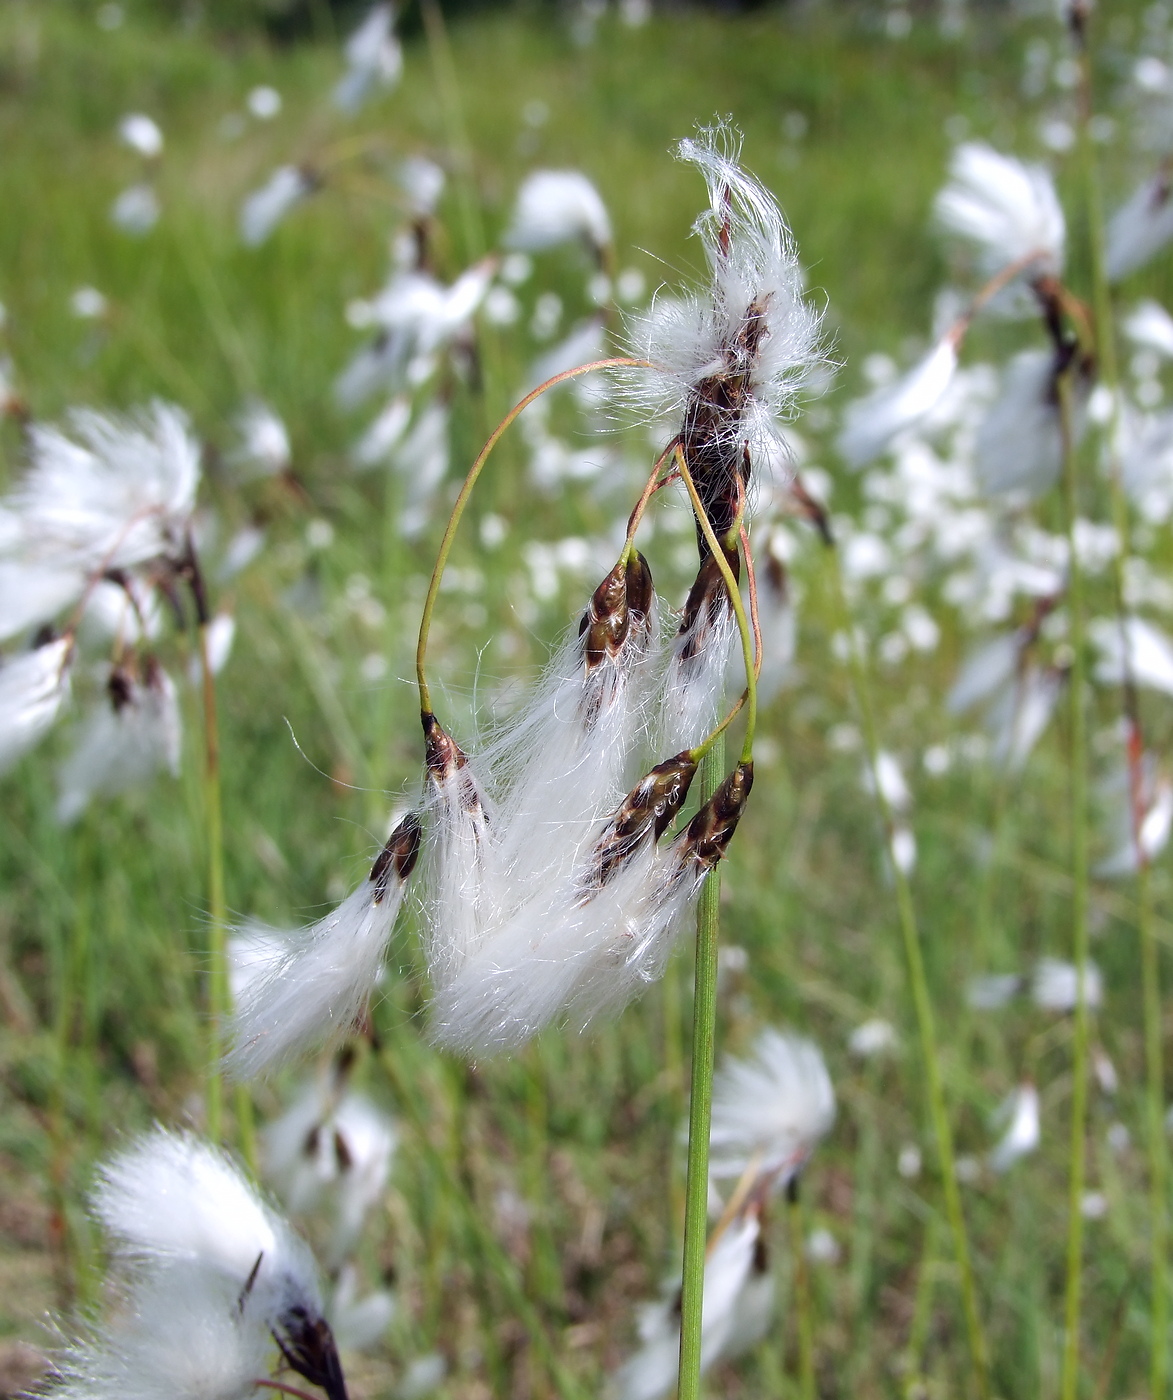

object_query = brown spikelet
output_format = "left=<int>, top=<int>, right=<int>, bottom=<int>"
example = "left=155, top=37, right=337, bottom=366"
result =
left=680, top=760, right=754, bottom=869
left=369, top=810, right=423, bottom=904
left=584, top=751, right=699, bottom=890
left=678, top=551, right=739, bottom=663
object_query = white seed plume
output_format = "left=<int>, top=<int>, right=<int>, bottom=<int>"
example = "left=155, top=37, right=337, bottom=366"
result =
left=232, top=400, right=291, bottom=477
left=118, top=113, right=163, bottom=159
left=975, top=349, right=1070, bottom=498
left=1, top=402, right=199, bottom=622
left=265, top=1081, right=397, bottom=1258
left=1105, top=172, right=1173, bottom=283
left=837, top=337, right=958, bottom=467
left=659, top=560, right=738, bottom=752
left=229, top=813, right=420, bottom=1078
left=755, top=550, right=797, bottom=703
left=947, top=631, right=1020, bottom=714
left=0, top=636, right=72, bottom=774
left=389, top=402, right=449, bottom=539
left=626, top=123, right=823, bottom=478
left=240, top=166, right=315, bottom=248
left=935, top=142, right=1065, bottom=279
left=53, top=1267, right=272, bottom=1400
left=985, top=662, right=1063, bottom=772
left=610, top=1211, right=770, bottom=1400
left=966, top=973, right=1021, bottom=1011
left=989, top=1082, right=1041, bottom=1173
left=1094, top=758, right=1173, bottom=878
left=1032, top=957, right=1102, bottom=1013
left=706, top=1027, right=835, bottom=1186
left=1091, top=615, right=1173, bottom=696
left=56, top=659, right=181, bottom=825
left=504, top=170, right=612, bottom=256
left=110, top=183, right=159, bottom=235
left=88, top=1129, right=348, bottom=1400
left=334, top=3, right=403, bottom=113
left=1123, top=299, right=1173, bottom=358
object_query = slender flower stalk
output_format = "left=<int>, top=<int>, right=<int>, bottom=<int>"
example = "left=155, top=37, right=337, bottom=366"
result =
left=677, top=735, right=724, bottom=1400
left=827, top=547, right=990, bottom=1400
left=1054, top=359, right=1091, bottom=1400
left=1071, top=10, right=1167, bottom=1392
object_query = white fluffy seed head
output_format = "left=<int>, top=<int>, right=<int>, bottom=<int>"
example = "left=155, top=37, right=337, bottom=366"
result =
left=55, top=1266, right=272, bottom=1400
left=1106, top=173, right=1173, bottom=283
left=92, top=1128, right=321, bottom=1322
left=837, top=338, right=958, bottom=467
left=505, top=169, right=612, bottom=254
left=624, top=122, right=823, bottom=482
left=935, top=142, right=1065, bottom=279
left=0, top=635, right=71, bottom=774
left=707, top=1027, right=836, bottom=1185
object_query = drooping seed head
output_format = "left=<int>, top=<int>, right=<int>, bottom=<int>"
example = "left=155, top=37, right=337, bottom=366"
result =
left=369, top=810, right=422, bottom=904
left=584, top=751, right=699, bottom=890
left=680, top=760, right=754, bottom=869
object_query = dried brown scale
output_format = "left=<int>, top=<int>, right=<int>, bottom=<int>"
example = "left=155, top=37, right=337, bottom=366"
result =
left=680, top=760, right=754, bottom=869
left=584, top=751, right=699, bottom=890
left=369, top=810, right=422, bottom=903
left=624, top=549, right=655, bottom=630
left=579, top=558, right=631, bottom=671
left=107, top=663, right=134, bottom=711
left=678, top=550, right=740, bottom=664
left=680, top=296, right=771, bottom=555
left=274, top=1308, right=349, bottom=1400
left=421, top=710, right=482, bottom=820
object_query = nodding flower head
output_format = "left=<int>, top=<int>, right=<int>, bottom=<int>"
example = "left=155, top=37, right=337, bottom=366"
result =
left=78, top=1128, right=349, bottom=1400
left=626, top=122, right=824, bottom=546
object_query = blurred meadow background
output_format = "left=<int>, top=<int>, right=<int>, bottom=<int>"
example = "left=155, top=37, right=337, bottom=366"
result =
left=5, top=0, right=1173, bottom=1397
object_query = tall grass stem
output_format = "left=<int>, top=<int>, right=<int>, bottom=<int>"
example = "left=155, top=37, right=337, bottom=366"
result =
left=677, top=736, right=725, bottom=1400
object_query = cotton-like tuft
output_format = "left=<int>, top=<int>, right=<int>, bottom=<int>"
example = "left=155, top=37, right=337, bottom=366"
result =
left=838, top=338, right=958, bottom=467
left=229, top=814, right=420, bottom=1079
left=239, top=166, right=315, bottom=247
left=1105, top=173, right=1173, bottom=283
left=706, top=1027, right=835, bottom=1186
left=504, top=170, right=612, bottom=255
left=0, top=636, right=72, bottom=774
left=935, top=142, right=1065, bottom=280
left=334, top=4, right=403, bottom=113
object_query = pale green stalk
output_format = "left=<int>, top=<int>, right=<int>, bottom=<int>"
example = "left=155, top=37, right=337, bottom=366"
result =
left=1073, top=15, right=1167, bottom=1392
left=1057, top=366, right=1092, bottom=1400
left=827, top=550, right=989, bottom=1400
left=677, top=735, right=724, bottom=1400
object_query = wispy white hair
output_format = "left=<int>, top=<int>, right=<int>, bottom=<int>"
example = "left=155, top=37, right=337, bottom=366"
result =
left=707, top=1027, right=836, bottom=1185
left=935, top=142, right=1065, bottom=280
left=0, top=636, right=72, bottom=774
left=504, top=169, right=612, bottom=254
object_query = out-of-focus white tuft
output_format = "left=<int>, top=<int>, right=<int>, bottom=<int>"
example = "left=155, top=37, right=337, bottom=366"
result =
left=93, top=1128, right=321, bottom=1318
left=610, top=1212, right=770, bottom=1400
left=985, top=662, right=1063, bottom=772
left=56, top=660, right=181, bottom=825
left=232, top=400, right=291, bottom=477
left=111, top=183, right=160, bottom=235
left=1032, top=957, right=1102, bottom=1013
left=265, top=1080, right=397, bottom=1258
left=1106, top=173, right=1173, bottom=283
left=0, top=636, right=72, bottom=774
left=53, top=1266, right=271, bottom=1400
left=1, top=403, right=199, bottom=627
left=334, top=4, right=403, bottom=113
left=975, top=349, right=1076, bottom=498
left=504, top=170, right=612, bottom=255
left=966, top=973, right=1021, bottom=1010
left=229, top=828, right=417, bottom=1080
left=989, top=1082, right=1040, bottom=1172
left=935, top=142, right=1065, bottom=280
left=330, top=1264, right=395, bottom=1352
left=1091, top=614, right=1173, bottom=696
left=1123, top=299, right=1173, bottom=358
left=240, top=166, right=315, bottom=247
left=706, top=1027, right=835, bottom=1187
left=838, top=338, right=958, bottom=467
left=118, top=113, right=163, bottom=159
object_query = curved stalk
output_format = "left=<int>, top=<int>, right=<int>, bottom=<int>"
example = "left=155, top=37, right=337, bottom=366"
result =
left=415, top=357, right=649, bottom=713
left=827, top=549, right=990, bottom=1400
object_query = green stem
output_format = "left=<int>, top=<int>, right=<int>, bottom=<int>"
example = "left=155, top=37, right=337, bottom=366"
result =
left=1058, top=362, right=1093, bottom=1400
left=418, top=0, right=485, bottom=262
left=827, top=551, right=990, bottom=1400
left=678, top=736, right=725, bottom=1400
left=415, top=358, right=647, bottom=713
left=788, top=1186, right=817, bottom=1400
left=1074, top=19, right=1167, bottom=1393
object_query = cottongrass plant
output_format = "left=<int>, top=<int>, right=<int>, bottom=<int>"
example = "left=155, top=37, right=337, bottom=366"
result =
left=47, top=1129, right=350, bottom=1400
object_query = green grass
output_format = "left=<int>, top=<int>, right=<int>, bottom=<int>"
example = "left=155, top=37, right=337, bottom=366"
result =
left=2, top=2, right=1172, bottom=1398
